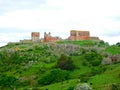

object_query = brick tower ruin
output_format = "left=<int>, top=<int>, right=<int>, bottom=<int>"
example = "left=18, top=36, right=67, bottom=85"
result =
left=44, top=32, right=51, bottom=42
left=31, top=32, right=40, bottom=42
left=44, top=32, right=58, bottom=42
left=69, top=30, right=90, bottom=41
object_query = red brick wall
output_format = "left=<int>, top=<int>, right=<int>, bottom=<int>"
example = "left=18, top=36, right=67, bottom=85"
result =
left=31, top=32, right=40, bottom=41
left=31, top=32, right=40, bottom=37
left=44, top=32, right=58, bottom=42
left=69, top=30, right=90, bottom=40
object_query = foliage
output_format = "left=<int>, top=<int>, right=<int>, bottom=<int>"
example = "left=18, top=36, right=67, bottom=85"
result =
left=91, top=67, right=105, bottom=76
left=104, top=46, right=120, bottom=54
left=116, top=42, right=120, bottom=46
left=38, top=69, right=69, bottom=85
left=56, top=54, right=75, bottom=70
left=82, top=60, right=89, bottom=66
left=57, top=40, right=97, bottom=47
left=90, top=60, right=101, bottom=66
left=112, top=83, right=120, bottom=90
left=84, top=50, right=103, bottom=66
left=0, top=41, right=120, bottom=90
left=67, top=86, right=74, bottom=90
left=0, top=75, right=19, bottom=89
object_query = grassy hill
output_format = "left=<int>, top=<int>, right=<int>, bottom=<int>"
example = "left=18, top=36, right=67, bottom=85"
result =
left=0, top=40, right=120, bottom=90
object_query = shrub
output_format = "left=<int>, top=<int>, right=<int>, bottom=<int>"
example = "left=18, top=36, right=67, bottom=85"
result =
left=0, top=75, right=19, bottom=89
left=67, top=86, right=74, bottom=90
left=38, top=69, right=69, bottom=85
left=56, top=54, right=75, bottom=70
left=90, top=60, right=101, bottom=66
left=84, top=50, right=103, bottom=66
left=112, top=83, right=120, bottom=90
left=82, top=60, right=89, bottom=66
left=90, top=66, right=106, bottom=76
left=116, top=42, right=120, bottom=46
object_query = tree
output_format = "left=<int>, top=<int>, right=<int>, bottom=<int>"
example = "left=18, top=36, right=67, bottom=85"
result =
left=56, top=54, right=75, bottom=70
left=116, top=42, right=120, bottom=46
left=84, top=50, right=103, bottom=66
left=0, top=75, right=19, bottom=89
left=38, top=69, right=69, bottom=85
left=112, top=83, right=119, bottom=90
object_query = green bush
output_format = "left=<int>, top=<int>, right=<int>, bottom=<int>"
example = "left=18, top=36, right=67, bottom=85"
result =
left=116, top=42, right=120, bottom=46
left=0, top=75, right=19, bottom=89
left=84, top=50, right=103, bottom=66
left=67, top=86, right=74, bottom=90
left=112, top=83, right=120, bottom=90
left=90, top=60, right=101, bottom=66
left=38, top=69, right=69, bottom=85
left=82, top=60, right=89, bottom=66
left=91, top=66, right=105, bottom=76
left=56, top=54, right=75, bottom=70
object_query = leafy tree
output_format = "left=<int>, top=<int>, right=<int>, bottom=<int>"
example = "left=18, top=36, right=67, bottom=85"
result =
left=56, top=54, right=75, bottom=70
left=67, top=86, right=74, bottom=90
left=116, top=42, right=120, bottom=46
left=112, top=83, right=120, bottom=90
left=84, top=50, right=103, bottom=66
left=38, top=69, right=69, bottom=85
left=0, top=75, right=19, bottom=89
left=90, top=60, right=101, bottom=66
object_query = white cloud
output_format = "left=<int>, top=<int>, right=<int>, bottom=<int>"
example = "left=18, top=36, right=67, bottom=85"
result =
left=0, top=0, right=120, bottom=47
left=0, top=32, right=31, bottom=46
left=100, top=36, right=120, bottom=45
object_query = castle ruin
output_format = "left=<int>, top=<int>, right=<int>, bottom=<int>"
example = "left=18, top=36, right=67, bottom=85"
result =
left=44, top=32, right=59, bottom=42
left=31, top=32, right=40, bottom=42
left=69, top=30, right=90, bottom=40
left=20, top=32, right=40, bottom=43
left=20, top=30, right=99, bottom=43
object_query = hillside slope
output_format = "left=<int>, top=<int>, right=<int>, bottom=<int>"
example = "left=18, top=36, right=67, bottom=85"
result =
left=0, top=40, right=120, bottom=90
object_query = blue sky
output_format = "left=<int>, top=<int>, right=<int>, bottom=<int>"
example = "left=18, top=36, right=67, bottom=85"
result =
left=0, top=0, right=120, bottom=46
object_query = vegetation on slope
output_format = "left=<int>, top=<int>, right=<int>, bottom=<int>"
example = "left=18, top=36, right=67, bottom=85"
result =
left=104, top=45, right=120, bottom=55
left=0, top=40, right=120, bottom=90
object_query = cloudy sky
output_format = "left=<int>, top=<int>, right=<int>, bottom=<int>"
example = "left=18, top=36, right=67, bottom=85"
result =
left=0, top=0, right=120, bottom=47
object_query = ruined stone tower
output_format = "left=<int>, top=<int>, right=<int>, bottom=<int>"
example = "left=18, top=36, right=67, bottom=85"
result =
left=31, top=32, right=40, bottom=42
left=44, top=32, right=58, bottom=42
left=69, top=30, right=90, bottom=41
left=44, top=32, right=51, bottom=42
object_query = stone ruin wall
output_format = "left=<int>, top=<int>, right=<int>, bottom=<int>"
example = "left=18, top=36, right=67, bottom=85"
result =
left=31, top=32, right=40, bottom=42
left=69, top=30, right=90, bottom=40
left=20, top=30, right=99, bottom=43
left=44, top=32, right=58, bottom=42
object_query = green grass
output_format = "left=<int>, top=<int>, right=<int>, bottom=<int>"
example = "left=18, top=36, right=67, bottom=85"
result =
left=88, top=63, right=120, bottom=89
left=21, top=61, right=56, bottom=76
left=104, top=46, right=120, bottom=54
left=18, top=79, right=78, bottom=90
left=70, top=56, right=91, bottom=78
left=89, top=74, right=119, bottom=90
left=57, top=40, right=98, bottom=46
left=37, top=63, right=120, bottom=90
left=40, top=79, right=78, bottom=90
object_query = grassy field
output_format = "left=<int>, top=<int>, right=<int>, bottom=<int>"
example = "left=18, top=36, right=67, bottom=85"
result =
left=104, top=45, right=120, bottom=54
left=57, top=40, right=98, bottom=46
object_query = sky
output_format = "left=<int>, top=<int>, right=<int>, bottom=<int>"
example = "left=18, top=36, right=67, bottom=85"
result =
left=0, top=0, right=120, bottom=47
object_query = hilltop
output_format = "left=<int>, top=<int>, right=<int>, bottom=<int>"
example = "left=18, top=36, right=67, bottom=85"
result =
left=0, top=40, right=120, bottom=90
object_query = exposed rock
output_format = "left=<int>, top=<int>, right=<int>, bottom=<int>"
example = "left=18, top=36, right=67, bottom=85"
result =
left=74, top=83, right=92, bottom=90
